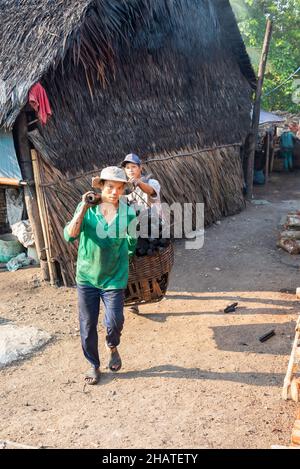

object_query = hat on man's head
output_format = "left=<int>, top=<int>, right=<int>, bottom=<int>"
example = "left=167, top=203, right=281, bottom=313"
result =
left=121, top=153, right=141, bottom=167
left=99, top=166, right=128, bottom=184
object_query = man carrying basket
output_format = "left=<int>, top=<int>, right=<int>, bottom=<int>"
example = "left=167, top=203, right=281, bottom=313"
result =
left=64, top=167, right=137, bottom=385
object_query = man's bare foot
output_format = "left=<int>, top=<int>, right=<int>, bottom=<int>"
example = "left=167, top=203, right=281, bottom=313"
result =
left=84, top=367, right=100, bottom=385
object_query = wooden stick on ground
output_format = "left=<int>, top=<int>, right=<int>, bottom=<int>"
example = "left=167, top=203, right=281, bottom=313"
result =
left=282, top=315, right=300, bottom=400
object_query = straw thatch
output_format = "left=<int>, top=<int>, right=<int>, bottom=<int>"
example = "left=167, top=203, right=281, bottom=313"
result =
left=0, top=0, right=255, bottom=131
left=24, top=1, right=255, bottom=173
left=0, top=0, right=255, bottom=286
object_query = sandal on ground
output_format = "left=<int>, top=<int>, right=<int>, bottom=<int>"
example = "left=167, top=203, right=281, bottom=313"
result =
left=84, top=368, right=101, bottom=385
left=108, top=347, right=122, bottom=372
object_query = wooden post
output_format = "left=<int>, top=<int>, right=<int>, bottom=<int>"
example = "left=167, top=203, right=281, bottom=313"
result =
left=246, top=19, right=273, bottom=199
left=13, top=111, right=49, bottom=281
left=244, top=132, right=256, bottom=186
left=31, top=150, right=59, bottom=286
left=270, top=139, right=275, bottom=173
left=265, top=132, right=270, bottom=184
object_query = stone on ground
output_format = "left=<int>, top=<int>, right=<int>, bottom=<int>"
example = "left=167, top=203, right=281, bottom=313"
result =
left=0, top=325, right=51, bottom=367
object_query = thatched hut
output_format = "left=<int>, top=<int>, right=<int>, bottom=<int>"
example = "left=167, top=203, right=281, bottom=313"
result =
left=0, top=0, right=256, bottom=285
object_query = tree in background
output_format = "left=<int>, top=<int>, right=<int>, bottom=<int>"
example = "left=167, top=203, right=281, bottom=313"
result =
left=231, top=0, right=300, bottom=112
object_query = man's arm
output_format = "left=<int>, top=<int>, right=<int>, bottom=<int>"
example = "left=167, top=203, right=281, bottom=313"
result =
left=128, top=177, right=156, bottom=197
left=137, top=180, right=156, bottom=197
left=66, top=203, right=88, bottom=239
left=64, top=192, right=100, bottom=243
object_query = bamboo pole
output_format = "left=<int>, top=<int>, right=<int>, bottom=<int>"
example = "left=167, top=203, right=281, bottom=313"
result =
left=13, top=112, right=49, bottom=281
left=0, top=177, right=25, bottom=187
left=31, top=149, right=59, bottom=286
left=246, top=19, right=273, bottom=199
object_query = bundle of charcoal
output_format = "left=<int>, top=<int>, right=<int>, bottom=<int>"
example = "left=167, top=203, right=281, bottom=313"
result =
left=135, top=236, right=171, bottom=257
left=135, top=210, right=170, bottom=257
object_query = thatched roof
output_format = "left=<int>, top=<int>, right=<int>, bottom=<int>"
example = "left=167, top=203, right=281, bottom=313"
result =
left=0, top=0, right=256, bottom=129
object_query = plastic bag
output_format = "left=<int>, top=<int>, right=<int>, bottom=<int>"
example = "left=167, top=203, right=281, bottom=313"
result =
left=6, top=188, right=24, bottom=227
left=6, top=253, right=33, bottom=272
left=11, top=220, right=34, bottom=248
left=0, top=233, right=24, bottom=263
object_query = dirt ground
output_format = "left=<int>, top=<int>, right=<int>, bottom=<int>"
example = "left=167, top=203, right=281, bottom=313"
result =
left=1, top=171, right=300, bottom=449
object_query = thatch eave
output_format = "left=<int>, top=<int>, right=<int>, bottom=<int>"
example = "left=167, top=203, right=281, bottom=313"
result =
left=0, top=0, right=92, bottom=129
left=0, top=0, right=256, bottom=130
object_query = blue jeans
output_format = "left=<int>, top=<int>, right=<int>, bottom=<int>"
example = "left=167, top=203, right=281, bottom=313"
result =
left=77, top=284, right=125, bottom=369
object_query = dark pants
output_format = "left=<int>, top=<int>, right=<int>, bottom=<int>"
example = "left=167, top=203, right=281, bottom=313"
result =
left=282, top=150, right=293, bottom=171
left=77, top=284, right=125, bottom=369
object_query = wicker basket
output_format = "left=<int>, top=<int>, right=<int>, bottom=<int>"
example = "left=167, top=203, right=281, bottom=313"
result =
left=125, top=242, right=174, bottom=306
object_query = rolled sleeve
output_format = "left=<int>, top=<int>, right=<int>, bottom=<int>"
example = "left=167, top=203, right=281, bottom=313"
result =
left=148, top=179, right=161, bottom=202
left=64, top=224, right=79, bottom=244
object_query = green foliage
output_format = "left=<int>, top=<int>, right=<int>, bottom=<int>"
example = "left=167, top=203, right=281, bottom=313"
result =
left=230, top=0, right=300, bottom=112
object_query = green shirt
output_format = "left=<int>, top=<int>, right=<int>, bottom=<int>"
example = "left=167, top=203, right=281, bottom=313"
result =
left=64, top=201, right=137, bottom=290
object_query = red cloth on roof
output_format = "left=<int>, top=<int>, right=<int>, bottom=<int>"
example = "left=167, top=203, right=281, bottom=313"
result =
left=28, top=82, right=52, bottom=125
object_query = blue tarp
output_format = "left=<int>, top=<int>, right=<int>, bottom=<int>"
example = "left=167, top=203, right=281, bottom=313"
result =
left=0, top=130, right=22, bottom=180
left=259, top=110, right=285, bottom=125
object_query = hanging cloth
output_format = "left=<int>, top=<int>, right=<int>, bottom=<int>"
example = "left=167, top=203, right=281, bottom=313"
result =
left=28, top=82, right=52, bottom=125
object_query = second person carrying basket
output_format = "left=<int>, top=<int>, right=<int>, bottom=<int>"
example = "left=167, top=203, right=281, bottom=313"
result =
left=121, top=153, right=170, bottom=312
